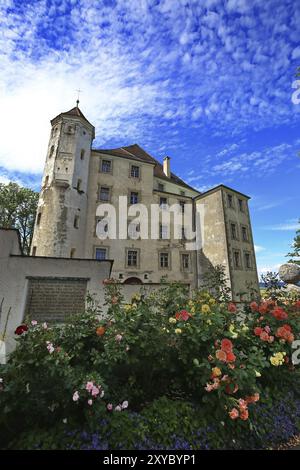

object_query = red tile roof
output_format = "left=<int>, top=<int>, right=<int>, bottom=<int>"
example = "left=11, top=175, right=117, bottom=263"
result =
left=94, top=144, right=198, bottom=192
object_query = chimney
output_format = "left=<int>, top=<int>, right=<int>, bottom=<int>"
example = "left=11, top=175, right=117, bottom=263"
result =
left=163, top=156, right=171, bottom=178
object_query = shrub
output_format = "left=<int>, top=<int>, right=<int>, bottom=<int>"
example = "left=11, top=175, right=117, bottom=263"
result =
left=0, top=281, right=300, bottom=449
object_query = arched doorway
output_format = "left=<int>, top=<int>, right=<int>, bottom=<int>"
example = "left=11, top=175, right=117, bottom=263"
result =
left=123, top=277, right=143, bottom=285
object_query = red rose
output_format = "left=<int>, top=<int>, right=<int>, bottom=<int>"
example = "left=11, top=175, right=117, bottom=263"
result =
left=254, top=327, right=263, bottom=336
left=15, top=324, right=28, bottom=335
left=221, top=338, right=233, bottom=353
left=227, top=302, right=237, bottom=313
left=250, top=301, right=259, bottom=312
left=226, top=351, right=236, bottom=363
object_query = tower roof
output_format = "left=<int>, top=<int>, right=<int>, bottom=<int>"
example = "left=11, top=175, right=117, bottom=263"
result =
left=51, top=106, right=95, bottom=137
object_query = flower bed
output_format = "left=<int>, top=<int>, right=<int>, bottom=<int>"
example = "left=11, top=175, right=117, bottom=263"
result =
left=0, top=282, right=300, bottom=449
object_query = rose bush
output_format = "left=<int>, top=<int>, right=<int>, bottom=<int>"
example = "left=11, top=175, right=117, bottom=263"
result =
left=0, top=279, right=300, bottom=449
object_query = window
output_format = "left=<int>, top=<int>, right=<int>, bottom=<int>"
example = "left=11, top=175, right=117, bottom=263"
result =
left=241, top=226, right=248, bottom=242
left=130, top=191, right=139, bottom=204
left=231, top=223, right=237, bottom=240
left=181, top=253, right=190, bottom=270
left=159, top=252, right=169, bottom=269
left=244, top=252, right=252, bottom=269
left=179, top=200, right=185, bottom=213
left=127, top=250, right=138, bottom=267
left=77, top=179, right=82, bottom=191
left=233, top=250, right=241, bottom=269
left=95, top=248, right=107, bottom=260
left=37, top=213, right=42, bottom=225
left=101, top=160, right=112, bottom=173
left=70, top=248, right=76, bottom=258
left=181, top=226, right=186, bottom=240
left=74, top=215, right=79, bottom=229
left=49, top=145, right=54, bottom=158
left=238, top=199, right=244, bottom=212
left=99, top=187, right=110, bottom=201
left=159, top=224, right=169, bottom=239
left=158, top=183, right=165, bottom=191
left=160, top=197, right=168, bottom=209
left=131, top=165, right=140, bottom=178
left=80, top=150, right=85, bottom=160
left=32, top=246, right=37, bottom=256
left=227, top=194, right=234, bottom=208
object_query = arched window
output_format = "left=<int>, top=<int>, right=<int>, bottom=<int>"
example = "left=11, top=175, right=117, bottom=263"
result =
left=49, top=145, right=54, bottom=158
left=80, top=149, right=85, bottom=160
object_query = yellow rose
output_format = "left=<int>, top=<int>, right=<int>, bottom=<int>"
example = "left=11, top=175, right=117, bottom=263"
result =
left=209, top=298, right=216, bottom=305
left=229, top=324, right=238, bottom=339
left=201, top=304, right=211, bottom=314
left=175, top=328, right=182, bottom=334
left=169, top=317, right=177, bottom=324
left=212, top=367, right=222, bottom=377
left=124, top=304, right=132, bottom=312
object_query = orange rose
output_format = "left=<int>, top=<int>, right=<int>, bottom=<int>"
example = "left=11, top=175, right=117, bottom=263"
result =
left=240, top=409, right=249, bottom=421
left=229, top=408, right=239, bottom=420
left=216, top=350, right=227, bottom=362
left=96, top=326, right=106, bottom=336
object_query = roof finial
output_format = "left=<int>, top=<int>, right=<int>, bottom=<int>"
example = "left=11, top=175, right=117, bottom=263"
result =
left=75, top=88, right=82, bottom=107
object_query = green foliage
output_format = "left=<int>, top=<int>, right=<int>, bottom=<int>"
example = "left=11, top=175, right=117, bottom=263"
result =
left=0, top=182, right=39, bottom=253
left=260, top=271, right=284, bottom=297
left=286, top=219, right=300, bottom=265
left=200, top=264, right=232, bottom=302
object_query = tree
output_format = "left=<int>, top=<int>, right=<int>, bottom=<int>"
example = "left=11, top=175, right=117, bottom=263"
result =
left=0, top=182, right=39, bottom=254
left=286, top=219, right=300, bottom=265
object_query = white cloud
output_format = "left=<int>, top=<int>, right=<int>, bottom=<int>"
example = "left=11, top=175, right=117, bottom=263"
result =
left=254, top=245, right=265, bottom=253
left=0, top=175, right=11, bottom=184
left=0, top=0, right=299, bottom=179
left=263, top=219, right=300, bottom=231
left=292, top=46, right=300, bottom=60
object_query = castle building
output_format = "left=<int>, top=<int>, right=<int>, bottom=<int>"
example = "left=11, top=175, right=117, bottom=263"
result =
left=31, top=105, right=259, bottom=301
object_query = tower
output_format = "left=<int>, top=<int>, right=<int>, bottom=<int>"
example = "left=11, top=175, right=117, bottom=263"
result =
left=31, top=105, right=95, bottom=258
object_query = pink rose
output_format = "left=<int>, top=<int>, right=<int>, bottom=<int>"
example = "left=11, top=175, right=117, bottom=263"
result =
left=86, top=381, right=94, bottom=392
left=91, top=386, right=100, bottom=397
left=88, top=399, right=93, bottom=406
left=107, top=403, right=113, bottom=411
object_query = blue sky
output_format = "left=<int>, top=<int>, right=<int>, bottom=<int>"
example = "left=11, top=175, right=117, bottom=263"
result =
left=0, top=0, right=299, bottom=275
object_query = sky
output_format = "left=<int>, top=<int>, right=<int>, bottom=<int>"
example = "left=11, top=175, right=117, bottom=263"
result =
left=0, top=0, right=299, bottom=276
